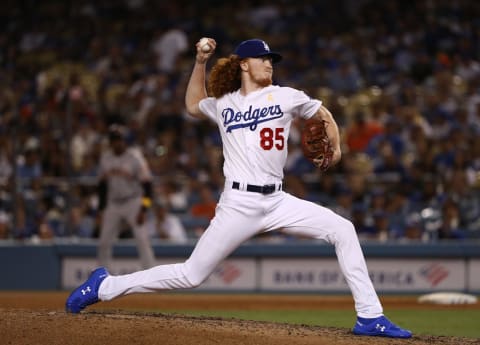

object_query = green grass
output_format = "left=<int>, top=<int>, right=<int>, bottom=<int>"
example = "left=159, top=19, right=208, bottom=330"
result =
left=158, top=309, right=480, bottom=338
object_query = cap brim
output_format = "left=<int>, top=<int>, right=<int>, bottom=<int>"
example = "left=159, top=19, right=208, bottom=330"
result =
left=260, top=52, right=282, bottom=63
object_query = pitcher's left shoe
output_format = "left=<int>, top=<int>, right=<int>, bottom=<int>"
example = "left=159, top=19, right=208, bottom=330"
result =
left=353, top=315, right=412, bottom=338
left=65, top=267, right=109, bottom=314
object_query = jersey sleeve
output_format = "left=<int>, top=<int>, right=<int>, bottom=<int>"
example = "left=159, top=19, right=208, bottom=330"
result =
left=291, top=89, right=322, bottom=120
left=198, top=97, right=218, bottom=122
left=131, top=148, right=152, bottom=181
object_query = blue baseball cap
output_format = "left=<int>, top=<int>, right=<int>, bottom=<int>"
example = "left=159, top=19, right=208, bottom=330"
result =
left=233, top=39, right=282, bottom=63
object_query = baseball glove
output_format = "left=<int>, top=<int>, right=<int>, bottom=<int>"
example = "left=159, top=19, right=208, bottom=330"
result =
left=301, top=118, right=334, bottom=171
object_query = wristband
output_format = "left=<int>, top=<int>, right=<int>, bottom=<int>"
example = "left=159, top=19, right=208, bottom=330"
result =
left=141, top=197, right=152, bottom=208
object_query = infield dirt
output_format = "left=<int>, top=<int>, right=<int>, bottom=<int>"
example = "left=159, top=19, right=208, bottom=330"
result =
left=0, top=292, right=479, bottom=345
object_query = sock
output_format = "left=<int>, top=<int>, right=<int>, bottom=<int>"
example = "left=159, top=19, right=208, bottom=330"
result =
left=357, top=315, right=383, bottom=325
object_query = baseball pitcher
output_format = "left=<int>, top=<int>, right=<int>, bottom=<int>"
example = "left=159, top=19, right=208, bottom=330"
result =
left=66, top=38, right=412, bottom=339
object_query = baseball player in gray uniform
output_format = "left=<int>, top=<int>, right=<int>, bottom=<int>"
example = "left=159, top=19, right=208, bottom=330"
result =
left=66, top=38, right=412, bottom=338
left=96, top=124, right=156, bottom=270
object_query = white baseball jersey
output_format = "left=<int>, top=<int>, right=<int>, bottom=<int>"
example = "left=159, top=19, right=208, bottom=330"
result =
left=199, top=85, right=322, bottom=185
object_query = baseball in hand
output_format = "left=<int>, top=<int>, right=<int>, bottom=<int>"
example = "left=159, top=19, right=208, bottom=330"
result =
left=199, top=38, right=211, bottom=52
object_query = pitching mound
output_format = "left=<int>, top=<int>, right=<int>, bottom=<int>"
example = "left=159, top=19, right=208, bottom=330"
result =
left=1, top=292, right=479, bottom=345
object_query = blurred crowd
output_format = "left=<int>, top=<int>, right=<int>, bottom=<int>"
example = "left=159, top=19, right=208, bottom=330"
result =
left=0, top=0, right=479, bottom=242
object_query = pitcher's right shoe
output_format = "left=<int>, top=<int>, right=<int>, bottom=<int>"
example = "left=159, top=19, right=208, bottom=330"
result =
left=65, top=267, right=109, bottom=314
left=353, top=315, right=412, bottom=338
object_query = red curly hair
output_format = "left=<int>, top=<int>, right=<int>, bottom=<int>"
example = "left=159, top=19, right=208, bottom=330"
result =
left=207, top=55, right=242, bottom=98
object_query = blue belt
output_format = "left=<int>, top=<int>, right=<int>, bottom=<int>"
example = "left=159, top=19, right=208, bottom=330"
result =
left=232, top=182, right=282, bottom=195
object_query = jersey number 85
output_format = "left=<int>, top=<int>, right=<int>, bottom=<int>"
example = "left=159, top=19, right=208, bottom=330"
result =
left=260, top=127, right=284, bottom=150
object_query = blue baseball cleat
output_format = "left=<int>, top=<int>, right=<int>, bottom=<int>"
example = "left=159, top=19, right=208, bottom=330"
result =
left=353, top=315, right=412, bottom=338
left=65, top=267, right=109, bottom=314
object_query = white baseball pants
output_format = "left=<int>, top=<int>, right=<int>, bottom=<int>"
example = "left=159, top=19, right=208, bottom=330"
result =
left=98, top=187, right=383, bottom=318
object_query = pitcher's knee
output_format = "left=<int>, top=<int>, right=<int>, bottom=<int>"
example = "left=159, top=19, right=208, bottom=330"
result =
left=337, top=218, right=357, bottom=240
left=180, top=262, right=209, bottom=288
left=184, top=271, right=207, bottom=288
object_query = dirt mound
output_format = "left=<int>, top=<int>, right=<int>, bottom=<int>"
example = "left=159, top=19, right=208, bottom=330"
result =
left=0, top=292, right=478, bottom=345
left=1, top=309, right=479, bottom=345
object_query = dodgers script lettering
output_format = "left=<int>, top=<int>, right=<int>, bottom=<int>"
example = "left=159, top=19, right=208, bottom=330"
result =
left=222, top=105, right=284, bottom=132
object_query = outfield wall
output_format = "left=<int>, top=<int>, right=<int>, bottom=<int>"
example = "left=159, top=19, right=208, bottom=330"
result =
left=1, top=240, right=479, bottom=293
